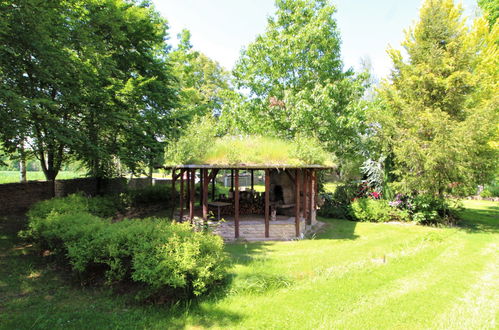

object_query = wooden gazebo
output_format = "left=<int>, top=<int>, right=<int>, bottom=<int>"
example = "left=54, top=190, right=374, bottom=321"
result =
left=164, top=165, right=330, bottom=239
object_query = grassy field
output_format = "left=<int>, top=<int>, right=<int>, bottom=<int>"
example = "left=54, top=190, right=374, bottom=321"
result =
left=0, top=200, right=497, bottom=329
left=0, top=171, right=86, bottom=184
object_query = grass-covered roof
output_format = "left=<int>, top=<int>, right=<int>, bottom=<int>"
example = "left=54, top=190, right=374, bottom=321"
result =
left=165, top=135, right=335, bottom=168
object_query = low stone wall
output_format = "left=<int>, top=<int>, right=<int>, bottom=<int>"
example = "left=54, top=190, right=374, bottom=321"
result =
left=55, top=178, right=98, bottom=197
left=0, top=181, right=53, bottom=215
left=213, top=218, right=306, bottom=241
left=128, top=177, right=152, bottom=190
left=0, top=177, right=127, bottom=215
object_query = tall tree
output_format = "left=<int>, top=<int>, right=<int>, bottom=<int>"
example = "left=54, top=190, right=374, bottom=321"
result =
left=0, top=0, right=179, bottom=180
left=169, top=29, right=231, bottom=118
left=376, top=0, right=498, bottom=196
left=225, top=0, right=369, bottom=160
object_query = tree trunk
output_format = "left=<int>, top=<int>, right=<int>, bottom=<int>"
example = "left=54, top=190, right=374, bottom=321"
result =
left=39, top=148, right=61, bottom=197
left=19, top=142, right=27, bottom=183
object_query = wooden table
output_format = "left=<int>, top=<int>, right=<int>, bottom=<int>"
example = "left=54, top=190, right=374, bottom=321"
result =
left=208, top=201, right=232, bottom=220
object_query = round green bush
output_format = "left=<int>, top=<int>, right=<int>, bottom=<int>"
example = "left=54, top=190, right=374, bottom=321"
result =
left=22, top=195, right=229, bottom=301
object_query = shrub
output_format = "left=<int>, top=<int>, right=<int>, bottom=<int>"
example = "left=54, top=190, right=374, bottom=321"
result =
left=480, top=189, right=493, bottom=198
left=318, top=192, right=349, bottom=218
left=348, top=198, right=393, bottom=222
left=410, top=195, right=461, bottom=225
left=121, top=184, right=174, bottom=206
left=318, top=182, right=373, bottom=219
left=22, top=193, right=119, bottom=245
left=22, top=196, right=229, bottom=301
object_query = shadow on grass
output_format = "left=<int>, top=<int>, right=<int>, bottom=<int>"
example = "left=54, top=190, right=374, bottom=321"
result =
left=313, top=218, right=359, bottom=240
left=458, top=203, right=499, bottom=234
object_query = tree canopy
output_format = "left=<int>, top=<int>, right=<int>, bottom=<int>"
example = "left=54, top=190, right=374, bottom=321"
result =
left=219, top=0, right=369, bottom=162
left=0, top=0, right=179, bottom=180
left=373, top=0, right=498, bottom=196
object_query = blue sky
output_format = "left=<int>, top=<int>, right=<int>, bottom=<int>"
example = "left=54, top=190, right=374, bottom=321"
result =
left=153, top=0, right=479, bottom=79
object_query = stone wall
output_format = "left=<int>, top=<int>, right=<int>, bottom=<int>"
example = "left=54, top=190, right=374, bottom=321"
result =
left=0, top=181, right=53, bottom=215
left=0, top=177, right=127, bottom=215
left=212, top=218, right=306, bottom=241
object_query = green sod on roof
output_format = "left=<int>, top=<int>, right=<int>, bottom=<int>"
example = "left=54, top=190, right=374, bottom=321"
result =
left=165, top=135, right=335, bottom=167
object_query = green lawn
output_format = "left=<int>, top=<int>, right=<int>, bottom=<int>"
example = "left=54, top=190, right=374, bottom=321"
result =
left=0, top=171, right=86, bottom=184
left=0, top=200, right=497, bottom=329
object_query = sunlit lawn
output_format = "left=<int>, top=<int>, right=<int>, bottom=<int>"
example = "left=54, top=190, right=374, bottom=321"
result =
left=0, top=200, right=497, bottom=329
left=0, top=171, right=86, bottom=184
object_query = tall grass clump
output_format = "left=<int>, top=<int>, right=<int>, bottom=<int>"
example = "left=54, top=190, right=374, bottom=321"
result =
left=166, top=130, right=334, bottom=166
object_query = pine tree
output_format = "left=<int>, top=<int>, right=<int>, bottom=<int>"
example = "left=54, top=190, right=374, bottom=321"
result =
left=377, top=0, right=498, bottom=196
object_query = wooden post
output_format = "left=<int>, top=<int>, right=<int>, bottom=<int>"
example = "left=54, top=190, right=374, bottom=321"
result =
left=251, top=170, right=254, bottom=191
left=199, top=169, right=204, bottom=206
left=202, top=169, right=209, bottom=221
left=211, top=172, right=216, bottom=201
left=308, top=169, right=313, bottom=225
left=312, top=170, right=317, bottom=223
left=186, top=168, right=190, bottom=207
left=264, top=169, right=270, bottom=238
left=295, top=169, right=301, bottom=237
left=189, top=169, right=195, bottom=223
left=234, top=169, right=240, bottom=238
left=231, top=169, right=234, bottom=194
left=179, top=170, right=184, bottom=222
left=171, top=169, right=176, bottom=220
left=303, top=169, right=308, bottom=224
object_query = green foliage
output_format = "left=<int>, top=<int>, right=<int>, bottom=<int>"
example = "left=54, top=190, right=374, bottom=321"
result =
left=0, top=0, right=179, bottom=180
left=375, top=0, right=498, bottom=197
left=121, top=184, right=174, bottom=206
left=26, top=193, right=119, bottom=222
left=480, top=189, right=493, bottom=198
left=478, top=0, right=499, bottom=26
left=318, top=183, right=358, bottom=219
left=481, top=180, right=499, bottom=197
left=410, top=195, right=461, bottom=225
left=166, top=133, right=334, bottom=166
left=22, top=198, right=229, bottom=300
left=348, top=198, right=395, bottom=223
left=223, top=0, right=369, bottom=164
left=170, top=29, right=232, bottom=118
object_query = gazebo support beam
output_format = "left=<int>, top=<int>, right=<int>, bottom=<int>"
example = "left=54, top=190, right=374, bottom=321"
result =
left=189, top=169, right=195, bottom=223
left=234, top=169, right=240, bottom=238
left=308, top=169, right=313, bottom=225
left=199, top=169, right=204, bottom=207
left=202, top=168, right=209, bottom=222
left=231, top=169, right=234, bottom=193
left=251, top=170, right=254, bottom=191
left=303, top=169, right=308, bottom=224
left=312, top=170, right=317, bottom=223
left=264, top=169, right=270, bottom=238
left=171, top=169, right=176, bottom=220
left=211, top=171, right=216, bottom=201
left=295, top=169, right=301, bottom=237
left=179, top=170, right=184, bottom=222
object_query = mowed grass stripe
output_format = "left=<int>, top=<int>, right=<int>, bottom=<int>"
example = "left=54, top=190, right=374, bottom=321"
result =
left=228, top=221, right=445, bottom=284
left=200, top=230, right=466, bottom=328
left=327, top=235, right=470, bottom=328
left=432, top=246, right=498, bottom=329
left=325, top=236, right=497, bottom=329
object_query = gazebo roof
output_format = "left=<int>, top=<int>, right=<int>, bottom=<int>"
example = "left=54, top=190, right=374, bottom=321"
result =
left=161, top=164, right=333, bottom=170
left=165, top=135, right=336, bottom=169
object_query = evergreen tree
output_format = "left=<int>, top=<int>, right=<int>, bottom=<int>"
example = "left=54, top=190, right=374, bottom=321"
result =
left=376, top=0, right=498, bottom=196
